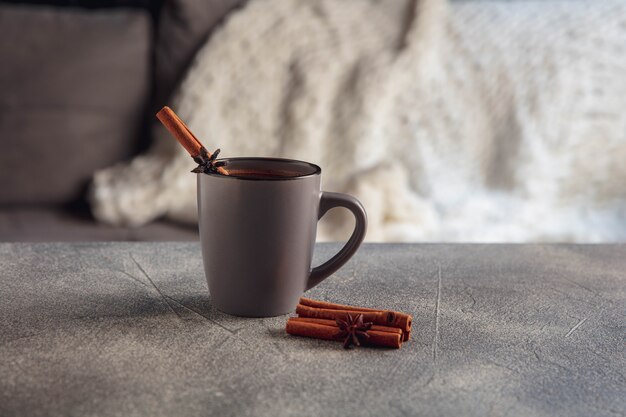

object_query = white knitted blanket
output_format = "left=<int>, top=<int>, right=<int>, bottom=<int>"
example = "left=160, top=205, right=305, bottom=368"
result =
left=90, top=0, right=626, bottom=242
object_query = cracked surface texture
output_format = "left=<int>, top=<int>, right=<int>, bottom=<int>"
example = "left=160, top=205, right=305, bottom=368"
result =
left=0, top=242, right=624, bottom=416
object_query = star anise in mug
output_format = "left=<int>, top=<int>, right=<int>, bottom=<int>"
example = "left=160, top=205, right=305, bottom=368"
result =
left=191, top=147, right=227, bottom=174
left=335, top=313, right=373, bottom=349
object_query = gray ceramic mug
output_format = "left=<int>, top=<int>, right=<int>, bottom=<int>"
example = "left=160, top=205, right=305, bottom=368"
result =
left=197, top=157, right=367, bottom=317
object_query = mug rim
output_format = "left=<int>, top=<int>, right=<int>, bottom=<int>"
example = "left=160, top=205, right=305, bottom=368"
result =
left=204, top=157, right=322, bottom=181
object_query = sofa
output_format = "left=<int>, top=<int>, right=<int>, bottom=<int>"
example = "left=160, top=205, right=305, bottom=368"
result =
left=4, top=0, right=622, bottom=243
left=0, top=0, right=244, bottom=241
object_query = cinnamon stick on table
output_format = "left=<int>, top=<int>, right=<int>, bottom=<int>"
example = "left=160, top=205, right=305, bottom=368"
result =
left=156, top=106, right=228, bottom=175
left=291, top=317, right=403, bottom=336
left=297, top=299, right=412, bottom=341
left=296, top=304, right=395, bottom=328
left=286, top=317, right=402, bottom=349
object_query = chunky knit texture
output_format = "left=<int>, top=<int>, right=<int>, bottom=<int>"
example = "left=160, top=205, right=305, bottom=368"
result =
left=91, top=0, right=626, bottom=242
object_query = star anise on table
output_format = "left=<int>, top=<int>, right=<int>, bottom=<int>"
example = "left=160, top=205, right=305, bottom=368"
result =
left=191, top=147, right=227, bottom=174
left=335, top=313, right=373, bottom=349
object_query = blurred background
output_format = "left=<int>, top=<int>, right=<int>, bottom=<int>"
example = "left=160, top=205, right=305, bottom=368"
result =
left=1, top=0, right=625, bottom=243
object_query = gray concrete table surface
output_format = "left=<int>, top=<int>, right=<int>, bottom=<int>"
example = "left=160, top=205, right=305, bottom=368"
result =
left=0, top=242, right=624, bottom=417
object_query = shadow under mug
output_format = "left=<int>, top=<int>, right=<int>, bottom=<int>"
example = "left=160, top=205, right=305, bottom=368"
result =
left=197, top=157, right=367, bottom=317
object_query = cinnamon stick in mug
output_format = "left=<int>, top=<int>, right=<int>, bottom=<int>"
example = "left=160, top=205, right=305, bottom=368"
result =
left=156, top=106, right=228, bottom=175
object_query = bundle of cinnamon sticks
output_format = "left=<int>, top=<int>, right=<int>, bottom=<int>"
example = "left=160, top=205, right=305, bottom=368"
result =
left=286, top=297, right=412, bottom=349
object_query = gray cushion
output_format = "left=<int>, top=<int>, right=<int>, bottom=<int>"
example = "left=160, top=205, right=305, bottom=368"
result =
left=0, top=207, right=199, bottom=242
left=154, top=0, right=245, bottom=105
left=0, top=4, right=151, bottom=204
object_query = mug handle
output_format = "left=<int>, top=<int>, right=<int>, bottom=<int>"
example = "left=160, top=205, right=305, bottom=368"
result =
left=306, top=191, right=367, bottom=290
